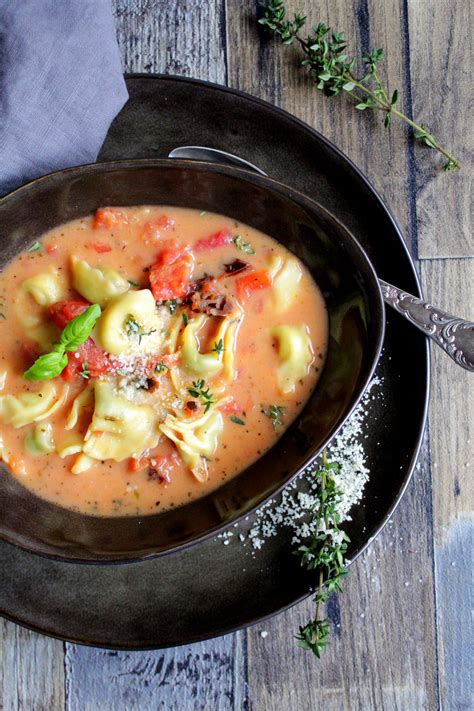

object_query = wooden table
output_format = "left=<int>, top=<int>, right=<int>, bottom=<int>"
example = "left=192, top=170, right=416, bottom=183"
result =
left=1, top=2, right=472, bottom=709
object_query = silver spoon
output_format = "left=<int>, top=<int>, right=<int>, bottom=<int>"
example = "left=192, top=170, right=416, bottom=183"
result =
left=169, top=145, right=474, bottom=372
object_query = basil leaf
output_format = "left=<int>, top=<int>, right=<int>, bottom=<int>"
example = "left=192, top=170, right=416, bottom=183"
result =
left=23, top=351, right=68, bottom=381
left=59, top=304, right=101, bottom=351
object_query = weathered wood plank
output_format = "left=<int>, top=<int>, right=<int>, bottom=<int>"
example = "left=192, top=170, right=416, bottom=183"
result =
left=0, top=619, right=65, bottom=711
left=244, top=435, right=438, bottom=711
left=112, top=0, right=227, bottom=83
left=408, top=0, right=473, bottom=258
left=226, top=0, right=417, bottom=252
left=420, top=258, right=474, bottom=711
left=65, top=633, right=247, bottom=711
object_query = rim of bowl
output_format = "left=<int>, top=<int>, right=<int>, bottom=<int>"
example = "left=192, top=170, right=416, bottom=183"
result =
left=0, top=158, right=385, bottom=563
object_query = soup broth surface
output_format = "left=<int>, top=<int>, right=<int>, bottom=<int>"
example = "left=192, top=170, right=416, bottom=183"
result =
left=0, top=206, right=327, bottom=516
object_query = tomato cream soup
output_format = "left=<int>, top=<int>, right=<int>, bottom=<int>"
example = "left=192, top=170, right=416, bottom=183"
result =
left=0, top=206, right=327, bottom=516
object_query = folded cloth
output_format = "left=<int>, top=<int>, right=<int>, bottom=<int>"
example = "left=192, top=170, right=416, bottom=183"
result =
left=0, top=0, right=128, bottom=196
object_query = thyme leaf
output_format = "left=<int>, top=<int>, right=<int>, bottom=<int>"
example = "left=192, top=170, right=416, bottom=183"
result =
left=259, top=0, right=459, bottom=171
left=294, top=450, right=349, bottom=657
left=212, top=338, right=225, bottom=354
left=187, top=379, right=215, bottom=413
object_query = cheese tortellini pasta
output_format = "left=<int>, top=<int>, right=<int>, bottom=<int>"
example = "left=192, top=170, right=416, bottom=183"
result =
left=96, top=289, right=164, bottom=356
left=82, top=381, right=160, bottom=462
left=16, top=273, right=60, bottom=352
left=0, top=382, right=68, bottom=428
left=271, top=324, right=313, bottom=394
left=159, top=408, right=224, bottom=482
left=268, top=255, right=303, bottom=313
left=22, top=268, right=64, bottom=306
left=71, top=256, right=129, bottom=307
left=25, top=423, right=55, bottom=456
left=181, top=314, right=241, bottom=380
left=65, top=384, right=94, bottom=430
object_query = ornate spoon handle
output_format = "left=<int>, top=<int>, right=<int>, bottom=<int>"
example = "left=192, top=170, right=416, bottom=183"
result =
left=380, top=280, right=474, bottom=372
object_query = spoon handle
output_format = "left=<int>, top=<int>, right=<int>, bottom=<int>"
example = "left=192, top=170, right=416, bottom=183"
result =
left=379, top=279, right=474, bottom=372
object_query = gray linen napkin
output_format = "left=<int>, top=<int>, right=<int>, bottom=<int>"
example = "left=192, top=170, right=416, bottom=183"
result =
left=0, top=0, right=128, bottom=196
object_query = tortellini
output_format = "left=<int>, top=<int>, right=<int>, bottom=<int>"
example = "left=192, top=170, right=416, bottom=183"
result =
left=159, top=408, right=224, bottom=482
left=71, top=453, right=96, bottom=474
left=21, top=268, right=64, bottom=306
left=268, top=255, right=302, bottom=314
left=57, top=436, right=84, bottom=458
left=165, top=313, right=183, bottom=355
left=25, top=423, right=55, bottom=456
left=15, top=291, right=57, bottom=352
left=221, top=318, right=240, bottom=384
left=82, top=380, right=160, bottom=461
left=181, top=315, right=239, bottom=379
left=71, top=256, right=129, bottom=307
left=65, top=384, right=93, bottom=430
left=96, top=289, right=164, bottom=356
left=0, top=382, right=68, bottom=428
left=271, top=324, right=313, bottom=394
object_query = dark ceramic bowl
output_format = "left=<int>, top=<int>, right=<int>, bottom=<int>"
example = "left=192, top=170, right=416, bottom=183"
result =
left=0, top=160, right=384, bottom=562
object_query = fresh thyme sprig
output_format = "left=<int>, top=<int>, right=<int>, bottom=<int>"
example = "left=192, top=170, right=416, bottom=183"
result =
left=295, top=449, right=349, bottom=657
left=188, top=379, right=215, bottom=413
left=259, top=0, right=459, bottom=171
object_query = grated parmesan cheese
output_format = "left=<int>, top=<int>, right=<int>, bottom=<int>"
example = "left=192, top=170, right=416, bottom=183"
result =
left=218, top=376, right=383, bottom=553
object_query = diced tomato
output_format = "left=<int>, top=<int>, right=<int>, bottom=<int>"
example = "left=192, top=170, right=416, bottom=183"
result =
left=128, top=456, right=149, bottom=473
left=92, top=207, right=129, bottom=230
left=45, top=243, right=59, bottom=254
left=235, top=269, right=272, bottom=299
left=149, top=243, right=194, bottom=300
left=61, top=338, right=110, bottom=381
left=194, top=229, right=233, bottom=252
left=48, top=299, right=90, bottom=329
left=87, top=242, right=112, bottom=253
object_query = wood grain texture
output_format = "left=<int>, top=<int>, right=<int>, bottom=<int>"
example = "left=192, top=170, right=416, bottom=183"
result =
left=0, top=619, right=65, bottom=711
left=408, top=1, right=473, bottom=258
left=65, top=633, right=247, bottom=711
left=226, top=0, right=417, bottom=252
left=244, top=435, right=438, bottom=711
left=112, top=0, right=227, bottom=83
left=420, top=258, right=474, bottom=711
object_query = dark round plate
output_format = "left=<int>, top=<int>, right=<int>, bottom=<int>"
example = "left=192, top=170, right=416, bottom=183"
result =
left=0, top=75, right=429, bottom=648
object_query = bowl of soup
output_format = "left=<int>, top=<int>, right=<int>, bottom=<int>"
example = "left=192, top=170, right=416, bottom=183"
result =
left=0, top=160, right=384, bottom=561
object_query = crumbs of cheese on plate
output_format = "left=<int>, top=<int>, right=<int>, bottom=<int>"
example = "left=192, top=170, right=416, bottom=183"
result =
left=217, top=376, right=382, bottom=553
